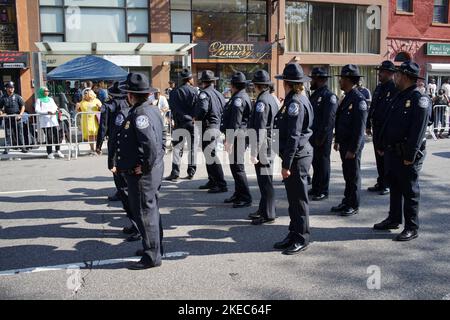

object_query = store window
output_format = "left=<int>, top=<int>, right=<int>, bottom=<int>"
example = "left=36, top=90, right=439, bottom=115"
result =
left=328, top=65, right=378, bottom=97
left=286, top=1, right=381, bottom=54
left=39, top=0, right=149, bottom=42
left=433, top=0, right=449, bottom=23
left=170, top=0, right=267, bottom=42
left=397, top=0, right=413, bottom=13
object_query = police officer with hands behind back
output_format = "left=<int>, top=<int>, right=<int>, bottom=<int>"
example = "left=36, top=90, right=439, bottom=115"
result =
left=374, top=61, right=431, bottom=242
left=332, top=65, right=368, bottom=217
left=221, top=72, right=252, bottom=208
left=116, top=73, right=165, bottom=270
left=248, top=70, right=279, bottom=225
left=273, top=63, right=314, bottom=255
left=165, top=68, right=198, bottom=181
left=308, top=67, right=338, bottom=202
left=194, top=70, right=228, bottom=194
left=366, top=61, right=398, bottom=196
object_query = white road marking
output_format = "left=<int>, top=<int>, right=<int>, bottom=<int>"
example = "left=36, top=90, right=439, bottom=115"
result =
left=0, top=189, right=47, bottom=195
left=0, top=252, right=189, bottom=276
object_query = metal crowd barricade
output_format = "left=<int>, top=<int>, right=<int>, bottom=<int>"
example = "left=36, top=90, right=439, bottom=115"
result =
left=73, top=111, right=101, bottom=159
left=0, top=113, right=73, bottom=159
left=429, top=105, right=449, bottom=140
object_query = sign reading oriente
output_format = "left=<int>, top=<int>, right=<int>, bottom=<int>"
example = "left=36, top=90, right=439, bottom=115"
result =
left=426, top=43, right=450, bottom=56
left=193, top=41, right=272, bottom=61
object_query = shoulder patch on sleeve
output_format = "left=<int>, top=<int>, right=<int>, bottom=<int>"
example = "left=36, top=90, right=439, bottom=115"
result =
left=234, top=98, right=243, bottom=107
left=256, top=102, right=265, bottom=113
left=330, top=95, right=337, bottom=105
left=419, top=96, right=430, bottom=109
left=288, top=103, right=300, bottom=116
left=115, top=114, right=125, bottom=126
left=199, top=92, right=207, bottom=100
left=358, top=100, right=368, bottom=111
left=135, top=115, right=150, bottom=130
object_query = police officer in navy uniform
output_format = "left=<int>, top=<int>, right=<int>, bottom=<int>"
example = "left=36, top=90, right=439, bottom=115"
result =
left=116, top=73, right=164, bottom=270
left=374, top=61, right=431, bottom=242
left=97, top=81, right=140, bottom=239
left=273, top=64, right=314, bottom=255
left=194, top=70, right=228, bottom=193
left=248, top=70, right=278, bottom=225
left=165, top=68, right=198, bottom=181
left=357, top=80, right=372, bottom=105
left=332, top=65, right=368, bottom=216
left=367, top=61, right=398, bottom=196
left=221, top=72, right=252, bottom=208
left=308, top=67, right=338, bottom=201
left=0, top=81, right=27, bottom=154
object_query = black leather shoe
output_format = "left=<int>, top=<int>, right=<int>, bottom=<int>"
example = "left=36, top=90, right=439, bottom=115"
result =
left=379, top=188, right=390, bottom=195
left=208, top=187, right=228, bottom=194
left=126, top=233, right=142, bottom=242
left=123, top=225, right=138, bottom=235
left=233, top=200, right=252, bottom=208
left=331, top=203, right=347, bottom=212
left=373, top=219, right=400, bottom=230
left=108, top=193, right=120, bottom=201
left=164, top=174, right=179, bottom=181
left=308, top=189, right=316, bottom=196
left=251, top=217, right=275, bottom=225
left=135, top=249, right=144, bottom=256
left=274, top=236, right=294, bottom=250
left=248, top=211, right=261, bottom=220
left=394, top=229, right=418, bottom=242
left=224, top=195, right=239, bottom=204
left=312, top=194, right=328, bottom=201
left=339, top=207, right=359, bottom=216
left=2, top=150, right=8, bottom=155
left=282, top=242, right=309, bottom=255
left=199, top=182, right=216, bottom=190
left=21, top=148, right=29, bottom=154
left=127, top=259, right=161, bottom=270
left=368, top=184, right=382, bottom=192
left=182, top=174, right=194, bottom=180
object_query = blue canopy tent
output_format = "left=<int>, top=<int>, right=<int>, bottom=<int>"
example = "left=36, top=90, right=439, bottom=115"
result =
left=46, top=55, right=128, bottom=81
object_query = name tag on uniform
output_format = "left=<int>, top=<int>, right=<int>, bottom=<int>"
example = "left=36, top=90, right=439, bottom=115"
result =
left=349, top=104, right=353, bottom=111
left=405, top=100, right=411, bottom=108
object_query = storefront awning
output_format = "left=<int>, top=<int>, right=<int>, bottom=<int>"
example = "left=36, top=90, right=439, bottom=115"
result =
left=35, top=42, right=196, bottom=56
left=427, top=63, right=450, bottom=73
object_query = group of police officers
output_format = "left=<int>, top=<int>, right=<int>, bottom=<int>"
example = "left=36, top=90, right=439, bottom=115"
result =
left=96, top=60, right=430, bottom=270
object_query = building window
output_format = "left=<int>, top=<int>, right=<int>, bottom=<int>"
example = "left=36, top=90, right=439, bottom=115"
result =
left=433, top=0, right=449, bottom=23
left=397, top=0, right=413, bottom=13
left=170, top=0, right=268, bottom=43
left=39, top=0, right=149, bottom=42
left=286, top=1, right=380, bottom=54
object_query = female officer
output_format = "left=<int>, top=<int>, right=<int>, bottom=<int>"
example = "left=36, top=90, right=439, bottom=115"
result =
left=273, top=63, right=314, bottom=255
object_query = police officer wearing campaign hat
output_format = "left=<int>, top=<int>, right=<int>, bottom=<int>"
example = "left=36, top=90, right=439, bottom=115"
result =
left=116, top=73, right=165, bottom=270
left=272, top=63, right=314, bottom=255
left=248, top=70, right=279, bottom=225
left=0, top=81, right=27, bottom=154
left=194, top=70, right=228, bottom=193
left=165, top=68, right=198, bottom=181
left=308, top=67, right=338, bottom=201
left=374, top=61, right=431, bottom=241
left=367, top=61, right=398, bottom=196
left=332, top=65, right=368, bottom=216
left=221, top=72, right=252, bottom=208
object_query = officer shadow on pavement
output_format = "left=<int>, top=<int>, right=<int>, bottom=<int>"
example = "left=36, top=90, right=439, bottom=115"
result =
left=432, top=152, right=450, bottom=159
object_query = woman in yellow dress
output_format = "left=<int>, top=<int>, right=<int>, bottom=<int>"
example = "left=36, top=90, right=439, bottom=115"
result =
left=77, top=89, right=102, bottom=155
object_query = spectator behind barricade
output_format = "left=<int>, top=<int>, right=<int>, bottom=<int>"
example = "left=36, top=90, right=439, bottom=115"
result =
left=442, top=79, right=450, bottom=99
left=417, top=81, right=427, bottom=95
left=97, top=81, right=108, bottom=103
left=77, top=89, right=101, bottom=155
left=82, top=81, right=93, bottom=96
left=149, top=88, right=170, bottom=120
left=35, top=87, right=64, bottom=159
left=269, top=84, right=282, bottom=108
left=432, top=89, right=450, bottom=139
left=427, top=78, right=437, bottom=98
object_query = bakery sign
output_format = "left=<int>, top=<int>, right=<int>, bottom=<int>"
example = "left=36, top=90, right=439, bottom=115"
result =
left=0, top=52, right=30, bottom=69
left=193, top=41, right=272, bottom=61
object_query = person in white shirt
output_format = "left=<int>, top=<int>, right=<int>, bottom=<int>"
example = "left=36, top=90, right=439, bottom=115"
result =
left=35, top=87, right=64, bottom=159
left=427, top=78, right=437, bottom=98
left=149, top=88, right=170, bottom=122
left=417, top=81, right=427, bottom=95
left=441, top=79, right=450, bottom=99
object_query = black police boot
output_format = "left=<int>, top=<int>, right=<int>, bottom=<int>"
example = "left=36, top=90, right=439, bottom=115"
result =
left=282, top=242, right=309, bottom=255
left=368, top=183, right=382, bottom=192
left=379, top=187, right=390, bottom=195
left=199, top=181, right=216, bottom=190
left=233, top=200, right=252, bottom=209
left=125, top=233, right=142, bottom=242
left=108, top=193, right=120, bottom=201
left=3, top=149, right=9, bottom=155
left=251, top=216, right=275, bottom=225
left=208, top=186, right=228, bottom=194
left=331, top=202, right=347, bottom=212
left=339, top=207, right=359, bottom=216
left=312, top=194, right=328, bottom=201
left=182, top=174, right=195, bottom=180
left=373, top=218, right=400, bottom=230
left=224, top=194, right=239, bottom=204
left=164, top=173, right=179, bottom=181
left=248, top=210, right=261, bottom=220
left=135, top=249, right=144, bottom=256
left=128, top=259, right=161, bottom=270
left=274, top=235, right=294, bottom=250
left=123, top=225, right=138, bottom=235
left=394, top=229, right=418, bottom=242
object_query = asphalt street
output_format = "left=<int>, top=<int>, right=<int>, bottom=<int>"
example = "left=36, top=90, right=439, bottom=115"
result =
left=0, top=138, right=449, bottom=300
